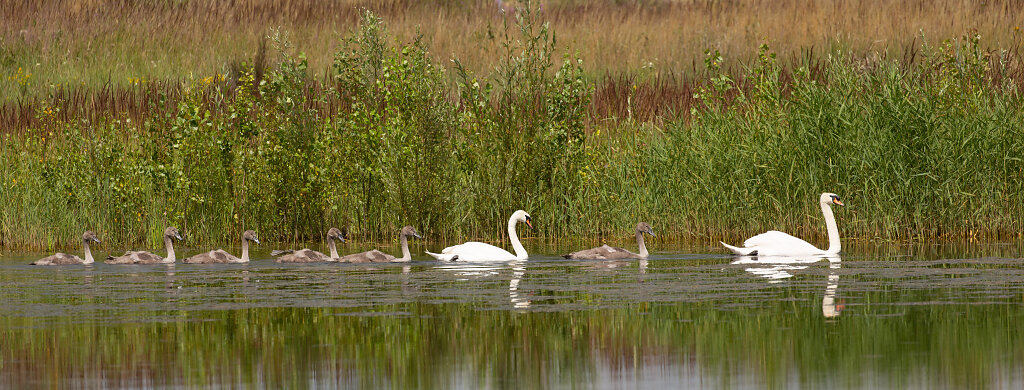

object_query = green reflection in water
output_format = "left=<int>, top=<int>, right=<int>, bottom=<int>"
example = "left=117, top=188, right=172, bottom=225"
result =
left=3, top=296, right=1023, bottom=388
left=1, top=246, right=1023, bottom=389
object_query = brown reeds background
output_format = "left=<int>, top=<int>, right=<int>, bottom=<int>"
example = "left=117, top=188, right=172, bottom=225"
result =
left=4, top=0, right=1022, bottom=130
left=3, top=0, right=1023, bottom=99
left=6, top=45, right=1024, bottom=136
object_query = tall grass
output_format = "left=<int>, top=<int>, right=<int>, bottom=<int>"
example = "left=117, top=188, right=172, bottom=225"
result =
left=1, top=8, right=1023, bottom=250
left=3, top=0, right=1024, bottom=100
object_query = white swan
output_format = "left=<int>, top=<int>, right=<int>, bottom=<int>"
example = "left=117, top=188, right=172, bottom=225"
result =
left=426, top=210, right=533, bottom=262
left=722, top=192, right=844, bottom=257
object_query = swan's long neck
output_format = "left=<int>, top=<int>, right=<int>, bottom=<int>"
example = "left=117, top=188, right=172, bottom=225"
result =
left=83, top=241, right=94, bottom=264
left=164, top=236, right=176, bottom=263
left=508, top=217, right=528, bottom=260
left=821, top=202, right=841, bottom=254
left=635, top=230, right=649, bottom=258
left=241, top=240, right=250, bottom=262
left=399, top=235, right=411, bottom=261
left=328, top=238, right=339, bottom=259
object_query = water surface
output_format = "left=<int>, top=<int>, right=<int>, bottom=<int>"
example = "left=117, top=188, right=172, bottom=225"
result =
left=2, top=241, right=1023, bottom=389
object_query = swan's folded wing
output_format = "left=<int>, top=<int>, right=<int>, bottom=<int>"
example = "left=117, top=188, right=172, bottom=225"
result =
left=743, top=231, right=821, bottom=254
left=130, top=251, right=166, bottom=264
left=184, top=249, right=239, bottom=264
left=440, top=242, right=515, bottom=261
left=565, top=245, right=636, bottom=260
left=32, top=253, right=81, bottom=265
left=340, top=250, right=393, bottom=263
left=425, top=251, right=459, bottom=261
left=441, top=242, right=491, bottom=254
left=721, top=242, right=758, bottom=255
left=270, top=249, right=294, bottom=257
left=276, top=249, right=331, bottom=263
left=732, top=255, right=825, bottom=264
left=105, top=252, right=136, bottom=264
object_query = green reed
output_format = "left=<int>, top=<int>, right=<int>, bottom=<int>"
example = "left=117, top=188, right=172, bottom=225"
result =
left=1, top=9, right=1022, bottom=250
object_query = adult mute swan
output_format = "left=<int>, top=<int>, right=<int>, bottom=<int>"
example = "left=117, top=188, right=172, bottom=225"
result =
left=721, top=193, right=844, bottom=257
left=426, top=210, right=533, bottom=262
left=563, top=222, right=655, bottom=260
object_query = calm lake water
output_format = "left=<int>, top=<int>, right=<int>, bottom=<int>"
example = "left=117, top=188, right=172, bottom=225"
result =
left=1, top=241, right=1023, bottom=389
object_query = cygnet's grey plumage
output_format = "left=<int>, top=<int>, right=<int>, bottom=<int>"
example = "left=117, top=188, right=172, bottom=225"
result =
left=106, top=227, right=183, bottom=264
left=274, top=228, right=345, bottom=263
left=563, top=222, right=655, bottom=260
left=32, top=231, right=101, bottom=265
left=183, top=230, right=259, bottom=264
left=338, top=226, right=421, bottom=263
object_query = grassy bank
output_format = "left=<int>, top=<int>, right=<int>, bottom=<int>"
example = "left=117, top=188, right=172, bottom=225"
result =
left=1, top=8, right=1023, bottom=250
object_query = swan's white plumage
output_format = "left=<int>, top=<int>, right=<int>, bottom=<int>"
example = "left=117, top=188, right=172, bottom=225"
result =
left=739, top=230, right=825, bottom=256
left=722, top=193, right=843, bottom=257
left=424, top=251, right=459, bottom=262
left=427, top=210, right=532, bottom=262
left=430, top=242, right=517, bottom=262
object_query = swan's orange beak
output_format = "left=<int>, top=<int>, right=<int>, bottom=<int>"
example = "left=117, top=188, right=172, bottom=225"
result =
left=525, top=219, right=534, bottom=229
left=833, top=199, right=844, bottom=206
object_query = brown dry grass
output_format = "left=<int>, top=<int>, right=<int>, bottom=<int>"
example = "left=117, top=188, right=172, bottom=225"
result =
left=3, top=0, right=1023, bottom=100
left=3, top=0, right=1023, bottom=131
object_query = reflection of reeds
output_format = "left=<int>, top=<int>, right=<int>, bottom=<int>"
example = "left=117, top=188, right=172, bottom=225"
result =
left=3, top=0, right=1024, bottom=99
left=1, top=297, right=1021, bottom=388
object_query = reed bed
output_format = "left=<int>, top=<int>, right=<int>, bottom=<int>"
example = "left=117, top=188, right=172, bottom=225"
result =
left=3, top=0, right=1024, bottom=100
left=1, top=7, right=1023, bottom=250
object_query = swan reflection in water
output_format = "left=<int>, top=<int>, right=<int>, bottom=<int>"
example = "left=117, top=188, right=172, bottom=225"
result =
left=732, top=255, right=843, bottom=318
left=509, top=261, right=530, bottom=309
left=822, top=261, right=842, bottom=318
left=434, top=261, right=531, bottom=309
